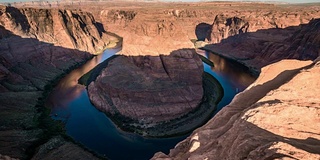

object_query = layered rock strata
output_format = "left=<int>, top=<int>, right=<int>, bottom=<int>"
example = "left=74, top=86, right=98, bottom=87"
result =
left=92, top=2, right=320, bottom=55
left=203, top=18, right=320, bottom=68
left=87, top=49, right=223, bottom=137
left=0, top=5, right=111, bottom=53
left=152, top=14, right=320, bottom=160
left=153, top=59, right=320, bottom=160
left=0, top=5, right=110, bottom=159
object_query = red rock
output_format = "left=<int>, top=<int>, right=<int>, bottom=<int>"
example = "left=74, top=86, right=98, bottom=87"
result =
left=88, top=49, right=205, bottom=137
left=0, top=5, right=110, bottom=159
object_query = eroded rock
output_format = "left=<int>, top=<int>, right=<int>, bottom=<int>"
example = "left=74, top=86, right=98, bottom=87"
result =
left=0, top=5, right=111, bottom=159
left=153, top=59, right=320, bottom=160
left=87, top=49, right=222, bottom=137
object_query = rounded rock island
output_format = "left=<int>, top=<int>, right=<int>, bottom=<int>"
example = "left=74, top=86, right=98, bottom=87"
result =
left=87, top=49, right=222, bottom=137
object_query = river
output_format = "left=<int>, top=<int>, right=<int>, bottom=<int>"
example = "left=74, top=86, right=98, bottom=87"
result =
left=46, top=47, right=257, bottom=160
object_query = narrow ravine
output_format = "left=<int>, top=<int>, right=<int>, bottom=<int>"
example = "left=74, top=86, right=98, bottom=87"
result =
left=46, top=46, right=257, bottom=159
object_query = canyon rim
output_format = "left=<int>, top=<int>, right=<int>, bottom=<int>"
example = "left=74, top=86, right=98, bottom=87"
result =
left=0, top=1, right=320, bottom=160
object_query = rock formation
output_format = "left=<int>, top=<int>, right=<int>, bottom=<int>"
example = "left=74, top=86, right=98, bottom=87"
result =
left=87, top=49, right=223, bottom=137
left=91, top=2, right=320, bottom=53
left=153, top=59, right=320, bottom=160
left=0, top=5, right=111, bottom=53
left=0, top=5, right=111, bottom=159
left=0, top=1, right=320, bottom=159
left=203, top=18, right=320, bottom=68
left=208, top=14, right=249, bottom=43
left=152, top=15, right=320, bottom=160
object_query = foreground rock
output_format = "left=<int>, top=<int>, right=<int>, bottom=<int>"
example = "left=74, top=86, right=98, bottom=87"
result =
left=88, top=49, right=222, bottom=137
left=153, top=59, right=320, bottom=160
left=152, top=17, right=320, bottom=160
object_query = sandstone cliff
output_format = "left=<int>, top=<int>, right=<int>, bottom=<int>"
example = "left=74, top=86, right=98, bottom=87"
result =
left=0, top=5, right=110, bottom=159
left=203, top=18, right=320, bottom=68
left=152, top=13, right=320, bottom=160
left=87, top=49, right=223, bottom=137
left=1, top=2, right=320, bottom=159
left=0, top=5, right=111, bottom=54
left=153, top=57, right=320, bottom=160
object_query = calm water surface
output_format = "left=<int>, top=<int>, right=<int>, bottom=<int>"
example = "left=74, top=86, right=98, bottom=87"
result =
left=46, top=48, right=256, bottom=160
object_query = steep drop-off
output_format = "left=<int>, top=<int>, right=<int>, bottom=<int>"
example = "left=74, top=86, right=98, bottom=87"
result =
left=91, top=2, right=320, bottom=55
left=152, top=17, right=320, bottom=160
left=0, top=5, right=112, bottom=159
left=153, top=59, right=320, bottom=160
left=1, top=2, right=320, bottom=159
left=0, top=5, right=111, bottom=53
left=87, top=49, right=223, bottom=137
left=203, top=18, right=320, bottom=68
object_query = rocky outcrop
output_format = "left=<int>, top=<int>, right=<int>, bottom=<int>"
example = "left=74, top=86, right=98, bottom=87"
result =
left=87, top=49, right=222, bottom=137
left=0, top=5, right=111, bottom=53
left=153, top=58, right=320, bottom=160
left=208, top=14, right=249, bottom=43
left=16, top=1, right=318, bottom=56
left=92, top=2, right=320, bottom=54
left=103, top=9, right=194, bottom=56
left=1, top=1, right=320, bottom=159
left=0, top=5, right=112, bottom=159
left=203, top=18, right=320, bottom=69
left=31, top=136, right=99, bottom=160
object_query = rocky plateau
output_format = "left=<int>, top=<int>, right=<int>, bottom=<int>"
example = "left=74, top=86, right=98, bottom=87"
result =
left=0, top=1, right=319, bottom=160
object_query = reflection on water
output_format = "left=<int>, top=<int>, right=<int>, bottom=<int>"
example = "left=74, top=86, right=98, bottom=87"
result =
left=46, top=48, right=257, bottom=160
left=46, top=48, right=119, bottom=110
left=198, top=49, right=257, bottom=112
left=46, top=47, right=186, bottom=160
left=206, top=52, right=256, bottom=91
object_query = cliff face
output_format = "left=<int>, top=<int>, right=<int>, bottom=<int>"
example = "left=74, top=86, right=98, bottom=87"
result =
left=204, top=18, right=320, bottom=68
left=208, top=14, right=249, bottom=43
left=153, top=58, right=320, bottom=160
left=87, top=49, right=222, bottom=137
left=203, top=7, right=320, bottom=44
left=152, top=16, right=320, bottom=160
left=1, top=2, right=320, bottom=159
left=93, top=2, right=320, bottom=54
left=0, top=5, right=110, bottom=159
left=101, top=9, right=195, bottom=55
left=0, top=6, right=110, bottom=53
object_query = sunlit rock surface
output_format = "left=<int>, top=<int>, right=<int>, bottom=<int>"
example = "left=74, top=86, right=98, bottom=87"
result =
left=153, top=59, right=320, bottom=160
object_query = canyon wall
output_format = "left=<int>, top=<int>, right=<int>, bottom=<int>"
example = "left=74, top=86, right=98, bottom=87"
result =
left=0, top=5, right=111, bottom=159
left=91, top=2, right=320, bottom=56
left=0, top=5, right=111, bottom=53
left=203, top=18, right=320, bottom=69
left=0, top=2, right=320, bottom=159
left=153, top=58, right=320, bottom=160
left=87, top=49, right=206, bottom=137
left=152, top=18, right=320, bottom=160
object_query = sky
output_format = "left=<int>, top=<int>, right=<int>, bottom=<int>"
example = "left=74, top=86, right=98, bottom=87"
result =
left=0, top=0, right=319, bottom=3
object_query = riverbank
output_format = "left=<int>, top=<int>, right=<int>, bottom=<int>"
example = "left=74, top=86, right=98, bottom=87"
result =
left=83, top=48, right=225, bottom=138
left=0, top=6, right=122, bottom=157
left=32, top=41, right=124, bottom=159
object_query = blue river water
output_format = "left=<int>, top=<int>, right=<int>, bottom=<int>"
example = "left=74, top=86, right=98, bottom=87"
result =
left=46, top=48, right=256, bottom=160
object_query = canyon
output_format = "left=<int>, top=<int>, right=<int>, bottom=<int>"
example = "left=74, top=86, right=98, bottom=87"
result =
left=86, top=49, right=223, bottom=137
left=0, top=1, right=319, bottom=159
